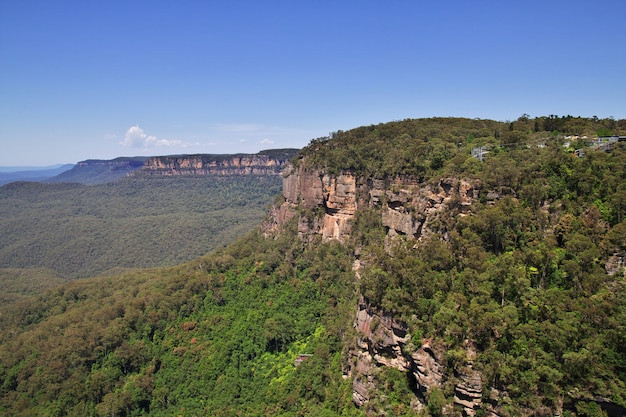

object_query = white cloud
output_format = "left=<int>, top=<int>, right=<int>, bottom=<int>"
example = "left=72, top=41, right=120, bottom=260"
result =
left=260, top=138, right=275, bottom=145
left=121, top=125, right=186, bottom=148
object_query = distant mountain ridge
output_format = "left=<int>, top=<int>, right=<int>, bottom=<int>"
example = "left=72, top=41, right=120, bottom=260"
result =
left=45, top=149, right=300, bottom=184
left=0, top=164, right=74, bottom=185
left=48, top=157, right=148, bottom=184
left=132, top=148, right=300, bottom=178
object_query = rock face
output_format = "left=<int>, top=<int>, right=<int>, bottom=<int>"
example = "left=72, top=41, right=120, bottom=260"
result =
left=453, top=370, right=483, bottom=417
left=273, top=161, right=477, bottom=242
left=347, top=296, right=487, bottom=417
left=349, top=297, right=445, bottom=412
left=605, top=252, right=626, bottom=276
left=132, top=149, right=299, bottom=177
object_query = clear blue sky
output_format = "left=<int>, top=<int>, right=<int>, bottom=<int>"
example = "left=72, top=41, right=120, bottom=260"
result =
left=1, top=0, right=625, bottom=166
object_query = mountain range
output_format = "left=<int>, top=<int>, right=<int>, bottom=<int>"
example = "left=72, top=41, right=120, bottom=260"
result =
left=0, top=164, right=75, bottom=186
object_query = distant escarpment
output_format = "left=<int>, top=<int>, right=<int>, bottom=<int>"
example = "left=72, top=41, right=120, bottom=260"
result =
left=49, top=157, right=147, bottom=184
left=48, top=149, right=299, bottom=184
left=131, top=149, right=299, bottom=177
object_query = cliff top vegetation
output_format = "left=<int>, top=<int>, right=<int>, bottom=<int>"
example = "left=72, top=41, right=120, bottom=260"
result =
left=298, top=115, right=625, bottom=179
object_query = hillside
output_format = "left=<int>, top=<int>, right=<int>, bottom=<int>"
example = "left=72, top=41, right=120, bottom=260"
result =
left=0, top=116, right=625, bottom=417
left=0, top=268, right=66, bottom=306
left=274, top=116, right=626, bottom=416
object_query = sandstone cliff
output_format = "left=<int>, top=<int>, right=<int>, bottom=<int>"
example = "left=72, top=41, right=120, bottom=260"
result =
left=131, top=149, right=299, bottom=177
left=348, top=296, right=487, bottom=416
left=272, top=162, right=477, bottom=242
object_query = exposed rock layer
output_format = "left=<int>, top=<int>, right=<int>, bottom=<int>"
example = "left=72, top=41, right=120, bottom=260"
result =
left=275, top=162, right=477, bottom=242
left=349, top=297, right=446, bottom=411
left=132, top=149, right=299, bottom=177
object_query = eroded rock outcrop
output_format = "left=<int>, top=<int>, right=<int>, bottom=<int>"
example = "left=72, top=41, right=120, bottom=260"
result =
left=275, top=165, right=359, bottom=240
left=271, top=161, right=479, bottom=243
left=348, top=296, right=489, bottom=416
left=454, top=370, right=483, bottom=416
left=605, top=252, right=626, bottom=276
left=348, top=297, right=446, bottom=413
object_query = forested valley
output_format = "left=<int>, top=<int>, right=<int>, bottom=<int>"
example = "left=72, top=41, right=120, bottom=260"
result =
left=1, top=115, right=625, bottom=417
left=0, top=175, right=282, bottom=282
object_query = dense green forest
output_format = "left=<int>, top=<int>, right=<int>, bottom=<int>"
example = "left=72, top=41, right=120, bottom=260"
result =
left=0, top=176, right=281, bottom=279
left=0, top=268, right=65, bottom=306
left=0, top=224, right=359, bottom=416
left=299, top=115, right=625, bottom=178
left=0, top=116, right=625, bottom=416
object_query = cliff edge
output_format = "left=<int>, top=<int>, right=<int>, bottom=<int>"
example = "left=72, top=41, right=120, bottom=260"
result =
left=131, top=149, right=299, bottom=177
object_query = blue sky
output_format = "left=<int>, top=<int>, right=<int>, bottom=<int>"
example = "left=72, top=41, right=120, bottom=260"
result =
left=1, top=0, right=625, bottom=166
